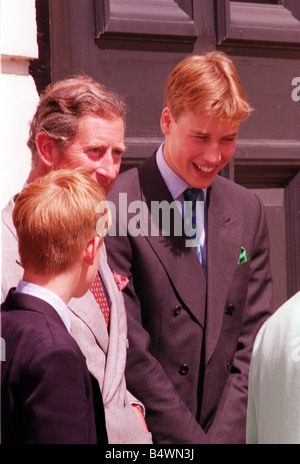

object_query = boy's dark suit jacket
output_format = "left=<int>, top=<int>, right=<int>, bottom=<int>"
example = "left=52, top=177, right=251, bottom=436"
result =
left=106, top=152, right=273, bottom=444
left=1, top=289, right=108, bottom=444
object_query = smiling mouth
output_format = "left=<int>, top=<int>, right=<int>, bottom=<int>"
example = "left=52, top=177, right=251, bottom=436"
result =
left=193, top=163, right=216, bottom=175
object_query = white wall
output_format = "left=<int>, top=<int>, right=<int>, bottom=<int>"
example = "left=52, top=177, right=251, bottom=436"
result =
left=0, top=0, right=39, bottom=207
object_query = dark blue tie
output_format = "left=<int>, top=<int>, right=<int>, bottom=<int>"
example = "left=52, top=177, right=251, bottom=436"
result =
left=183, top=188, right=203, bottom=262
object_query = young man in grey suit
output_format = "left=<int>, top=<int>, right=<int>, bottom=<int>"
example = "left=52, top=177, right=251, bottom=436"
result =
left=2, top=169, right=108, bottom=444
left=106, top=52, right=273, bottom=444
left=1, top=76, right=152, bottom=444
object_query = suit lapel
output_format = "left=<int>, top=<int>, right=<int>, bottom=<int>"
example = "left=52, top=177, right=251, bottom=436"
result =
left=205, top=177, right=244, bottom=364
left=98, top=244, right=128, bottom=401
left=68, top=243, right=126, bottom=403
left=68, top=287, right=109, bottom=353
left=138, top=154, right=206, bottom=327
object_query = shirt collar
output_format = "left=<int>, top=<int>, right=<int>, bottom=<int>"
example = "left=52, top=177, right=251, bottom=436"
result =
left=156, top=143, right=207, bottom=201
left=16, top=280, right=71, bottom=332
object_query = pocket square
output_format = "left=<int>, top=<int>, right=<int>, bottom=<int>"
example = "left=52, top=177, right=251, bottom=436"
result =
left=112, top=270, right=129, bottom=291
left=238, top=247, right=247, bottom=264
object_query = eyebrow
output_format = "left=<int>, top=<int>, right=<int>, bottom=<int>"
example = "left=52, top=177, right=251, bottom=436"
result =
left=118, top=144, right=127, bottom=152
left=189, top=130, right=238, bottom=138
left=117, top=144, right=126, bottom=152
left=85, top=141, right=126, bottom=151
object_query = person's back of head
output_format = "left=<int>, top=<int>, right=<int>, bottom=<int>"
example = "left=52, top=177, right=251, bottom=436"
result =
left=13, top=168, right=111, bottom=276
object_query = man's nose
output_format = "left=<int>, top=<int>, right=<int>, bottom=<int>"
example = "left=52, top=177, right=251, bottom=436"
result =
left=95, top=151, right=117, bottom=180
left=203, top=143, right=221, bottom=164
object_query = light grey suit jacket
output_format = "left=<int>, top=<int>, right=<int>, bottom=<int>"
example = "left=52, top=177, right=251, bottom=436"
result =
left=1, top=195, right=152, bottom=444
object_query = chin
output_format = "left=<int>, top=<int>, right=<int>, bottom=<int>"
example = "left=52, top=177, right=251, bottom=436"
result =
left=194, top=171, right=220, bottom=189
left=95, top=176, right=113, bottom=194
left=103, top=185, right=111, bottom=195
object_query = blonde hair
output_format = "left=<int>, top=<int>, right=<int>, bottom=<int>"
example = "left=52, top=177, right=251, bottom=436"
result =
left=163, top=51, right=253, bottom=122
left=13, top=168, right=111, bottom=274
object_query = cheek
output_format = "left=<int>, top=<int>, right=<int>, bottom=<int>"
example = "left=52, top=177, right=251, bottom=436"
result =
left=172, top=136, right=195, bottom=160
left=114, top=159, right=122, bottom=175
left=66, top=155, right=95, bottom=172
left=189, top=140, right=205, bottom=155
left=221, top=144, right=236, bottom=161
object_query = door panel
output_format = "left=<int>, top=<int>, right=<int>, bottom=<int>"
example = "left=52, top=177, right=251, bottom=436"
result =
left=251, top=188, right=287, bottom=311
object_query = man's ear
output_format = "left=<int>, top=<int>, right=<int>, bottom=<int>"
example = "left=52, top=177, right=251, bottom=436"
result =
left=160, top=107, right=173, bottom=136
left=84, top=236, right=102, bottom=265
left=35, top=131, right=59, bottom=168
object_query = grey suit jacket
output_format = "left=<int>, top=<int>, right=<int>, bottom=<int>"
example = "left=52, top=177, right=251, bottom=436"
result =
left=1, top=195, right=152, bottom=444
left=106, top=152, right=273, bottom=444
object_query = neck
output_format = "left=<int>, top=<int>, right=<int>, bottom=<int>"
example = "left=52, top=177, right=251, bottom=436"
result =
left=27, top=164, right=51, bottom=184
left=22, top=267, right=80, bottom=304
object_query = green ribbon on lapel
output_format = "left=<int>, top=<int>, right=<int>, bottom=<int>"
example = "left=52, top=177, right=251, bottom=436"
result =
left=238, top=247, right=247, bottom=264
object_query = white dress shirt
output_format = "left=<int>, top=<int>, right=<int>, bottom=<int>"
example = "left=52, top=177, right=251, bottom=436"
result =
left=16, top=280, right=71, bottom=332
left=156, top=143, right=207, bottom=272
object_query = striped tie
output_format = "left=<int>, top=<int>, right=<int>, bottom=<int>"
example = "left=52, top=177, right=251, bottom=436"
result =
left=90, top=273, right=110, bottom=327
left=183, top=188, right=203, bottom=262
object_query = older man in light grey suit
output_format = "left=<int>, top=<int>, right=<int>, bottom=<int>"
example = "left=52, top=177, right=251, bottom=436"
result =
left=1, top=76, right=152, bottom=444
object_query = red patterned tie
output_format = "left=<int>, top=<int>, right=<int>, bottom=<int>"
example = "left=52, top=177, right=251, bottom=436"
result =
left=90, top=273, right=110, bottom=327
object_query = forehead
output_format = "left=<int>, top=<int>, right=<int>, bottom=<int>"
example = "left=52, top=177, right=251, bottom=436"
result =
left=76, top=114, right=125, bottom=140
left=178, top=111, right=240, bottom=135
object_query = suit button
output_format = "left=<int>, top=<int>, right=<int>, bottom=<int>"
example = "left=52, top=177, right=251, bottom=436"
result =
left=179, top=364, right=189, bottom=375
left=225, top=304, right=235, bottom=315
left=173, top=306, right=182, bottom=317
